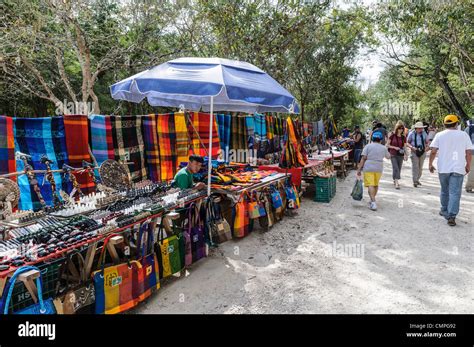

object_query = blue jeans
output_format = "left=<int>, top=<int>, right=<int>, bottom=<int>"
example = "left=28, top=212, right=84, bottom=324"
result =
left=354, top=149, right=362, bottom=164
left=439, top=173, right=464, bottom=219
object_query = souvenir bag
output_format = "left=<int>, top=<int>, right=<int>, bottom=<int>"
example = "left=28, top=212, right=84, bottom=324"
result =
left=248, top=191, right=266, bottom=219
left=190, top=204, right=208, bottom=263
left=54, top=251, right=95, bottom=314
left=188, top=203, right=207, bottom=263
left=208, top=197, right=232, bottom=243
left=284, top=182, right=298, bottom=210
left=270, top=185, right=283, bottom=212
left=155, top=214, right=183, bottom=278
left=2, top=266, right=56, bottom=314
left=232, top=191, right=252, bottom=238
left=135, top=222, right=160, bottom=300
left=92, top=233, right=143, bottom=314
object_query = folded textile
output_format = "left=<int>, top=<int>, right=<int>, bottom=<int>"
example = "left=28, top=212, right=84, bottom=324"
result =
left=142, top=114, right=161, bottom=182
left=174, top=112, right=190, bottom=165
left=216, top=114, right=231, bottom=153
left=88, top=114, right=115, bottom=166
left=110, top=115, right=147, bottom=182
left=188, top=112, right=220, bottom=157
left=14, top=117, right=72, bottom=210
left=63, top=115, right=95, bottom=194
left=157, top=113, right=178, bottom=182
left=0, top=116, right=16, bottom=176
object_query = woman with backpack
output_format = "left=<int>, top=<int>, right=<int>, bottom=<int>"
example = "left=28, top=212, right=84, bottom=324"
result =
left=387, top=121, right=408, bottom=189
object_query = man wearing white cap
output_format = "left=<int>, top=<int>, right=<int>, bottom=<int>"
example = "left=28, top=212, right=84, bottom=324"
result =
left=429, top=115, right=473, bottom=226
left=465, top=119, right=474, bottom=193
left=407, top=121, right=430, bottom=187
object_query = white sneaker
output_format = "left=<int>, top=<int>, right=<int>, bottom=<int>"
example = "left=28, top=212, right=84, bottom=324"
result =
left=369, top=201, right=377, bottom=211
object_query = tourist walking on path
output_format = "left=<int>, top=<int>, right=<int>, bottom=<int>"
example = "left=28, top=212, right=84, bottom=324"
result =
left=357, top=132, right=390, bottom=211
left=386, top=121, right=407, bottom=189
left=352, top=125, right=364, bottom=164
left=372, top=122, right=388, bottom=145
left=407, top=122, right=430, bottom=187
left=465, top=119, right=474, bottom=193
left=429, top=115, right=473, bottom=226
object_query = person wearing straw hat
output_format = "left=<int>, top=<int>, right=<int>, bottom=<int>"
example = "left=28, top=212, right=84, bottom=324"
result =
left=465, top=118, right=474, bottom=193
left=429, top=115, right=473, bottom=226
left=407, top=121, right=430, bottom=187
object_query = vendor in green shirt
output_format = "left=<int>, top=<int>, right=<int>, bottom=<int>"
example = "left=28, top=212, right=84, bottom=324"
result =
left=174, top=154, right=206, bottom=190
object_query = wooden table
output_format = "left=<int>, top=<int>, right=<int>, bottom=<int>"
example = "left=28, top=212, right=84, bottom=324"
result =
left=310, top=149, right=352, bottom=178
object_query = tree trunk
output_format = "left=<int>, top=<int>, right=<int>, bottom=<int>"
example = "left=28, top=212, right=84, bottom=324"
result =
left=437, top=75, right=468, bottom=120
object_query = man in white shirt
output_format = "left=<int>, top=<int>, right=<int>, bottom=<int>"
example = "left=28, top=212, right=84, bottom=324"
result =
left=465, top=119, right=474, bottom=193
left=429, top=115, right=473, bottom=226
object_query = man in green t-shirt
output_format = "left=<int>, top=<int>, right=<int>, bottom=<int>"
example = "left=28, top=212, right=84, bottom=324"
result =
left=173, top=155, right=206, bottom=190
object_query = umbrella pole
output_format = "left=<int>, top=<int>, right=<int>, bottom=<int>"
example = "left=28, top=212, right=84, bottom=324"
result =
left=207, top=96, right=214, bottom=197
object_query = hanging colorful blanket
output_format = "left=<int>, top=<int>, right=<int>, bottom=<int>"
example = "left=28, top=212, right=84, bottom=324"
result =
left=188, top=112, right=220, bottom=157
left=157, top=113, right=178, bottom=182
left=88, top=114, right=115, bottom=166
left=245, top=116, right=255, bottom=150
left=254, top=113, right=267, bottom=143
left=63, top=115, right=95, bottom=194
left=142, top=114, right=161, bottom=182
left=216, top=114, right=232, bottom=153
left=110, top=115, right=147, bottom=182
left=0, top=116, right=16, bottom=176
left=174, top=112, right=190, bottom=165
left=14, top=117, right=72, bottom=210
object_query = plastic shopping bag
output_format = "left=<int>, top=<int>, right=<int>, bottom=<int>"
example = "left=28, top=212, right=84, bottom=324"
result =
left=351, top=178, right=363, bottom=201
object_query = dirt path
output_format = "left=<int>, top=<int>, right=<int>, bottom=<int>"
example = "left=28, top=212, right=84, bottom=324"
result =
left=136, top=157, right=474, bottom=314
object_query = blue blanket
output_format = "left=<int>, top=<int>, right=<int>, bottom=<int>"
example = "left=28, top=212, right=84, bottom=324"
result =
left=14, top=117, right=72, bottom=210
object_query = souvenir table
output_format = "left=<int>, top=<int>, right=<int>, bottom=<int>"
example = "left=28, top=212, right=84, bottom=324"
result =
left=211, top=172, right=288, bottom=199
left=309, top=149, right=352, bottom=178
left=0, top=185, right=208, bottom=302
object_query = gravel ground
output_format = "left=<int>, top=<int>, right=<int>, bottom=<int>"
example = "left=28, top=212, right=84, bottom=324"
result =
left=135, top=157, right=474, bottom=314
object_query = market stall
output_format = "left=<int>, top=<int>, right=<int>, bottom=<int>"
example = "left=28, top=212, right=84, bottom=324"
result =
left=0, top=57, right=305, bottom=315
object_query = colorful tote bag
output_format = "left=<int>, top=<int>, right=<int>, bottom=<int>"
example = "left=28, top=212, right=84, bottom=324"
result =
left=270, top=186, right=283, bottom=210
left=185, top=203, right=206, bottom=264
left=135, top=223, right=160, bottom=300
left=155, top=215, right=183, bottom=279
left=232, top=192, right=253, bottom=238
left=92, top=234, right=143, bottom=314
left=208, top=197, right=232, bottom=244
left=1, top=266, right=56, bottom=315
left=248, top=192, right=266, bottom=219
